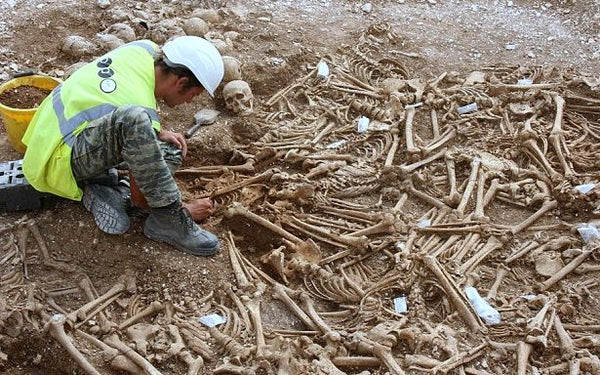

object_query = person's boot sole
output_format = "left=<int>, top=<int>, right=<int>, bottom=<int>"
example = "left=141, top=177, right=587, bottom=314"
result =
left=83, top=184, right=130, bottom=235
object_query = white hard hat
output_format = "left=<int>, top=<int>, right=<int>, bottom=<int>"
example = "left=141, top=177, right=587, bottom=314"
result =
left=162, top=36, right=224, bottom=97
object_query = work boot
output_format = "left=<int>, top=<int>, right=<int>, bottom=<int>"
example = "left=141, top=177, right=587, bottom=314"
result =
left=82, top=183, right=131, bottom=234
left=143, top=202, right=219, bottom=256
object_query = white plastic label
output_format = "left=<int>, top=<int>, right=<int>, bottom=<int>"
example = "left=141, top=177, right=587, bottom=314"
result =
left=517, top=78, right=533, bottom=86
left=417, top=219, right=431, bottom=228
left=574, top=183, right=595, bottom=194
left=198, top=313, right=227, bottom=328
left=357, top=116, right=370, bottom=133
left=317, top=61, right=329, bottom=79
left=577, top=223, right=600, bottom=243
left=464, top=287, right=501, bottom=325
left=457, top=102, right=478, bottom=114
left=393, top=297, right=407, bottom=313
left=326, top=140, right=346, bottom=149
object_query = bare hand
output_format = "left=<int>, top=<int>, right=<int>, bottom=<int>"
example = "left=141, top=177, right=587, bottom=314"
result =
left=183, top=198, right=214, bottom=221
left=158, top=130, right=187, bottom=157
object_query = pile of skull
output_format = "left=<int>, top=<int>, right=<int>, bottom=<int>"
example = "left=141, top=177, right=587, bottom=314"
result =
left=3, top=6, right=600, bottom=374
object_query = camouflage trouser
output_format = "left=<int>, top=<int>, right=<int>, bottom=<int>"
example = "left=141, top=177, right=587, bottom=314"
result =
left=70, top=105, right=182, bottom=208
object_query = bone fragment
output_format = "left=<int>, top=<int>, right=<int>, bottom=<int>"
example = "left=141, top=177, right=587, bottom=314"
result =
left=511, top=200, right=558, bottom=235
left=225, top=203, right=301, bottom=243
left=208, top=326, right=252, bottom=360
left=78, top=277, right=112, bottom=332
left=45, top=314, right=102, bottom=375
left=175, top=320, right=215, bottom=361
left=472, top=170, right=491, bottom=221
left=68, top=274, right=136, bottom=325
left=404, top=354, right=441, bottom=369
left=284, top=215, right=369, bottom=249
left=347, top=213, right=396, bottom=237
left=458, top=236, right=503, bottom=275
left=444, top=152, right=461, bottom=207
left=384, top=127, right=401, bottom=168
left=431, top=343, right=487, bottom=375
left=575, top=263, right=600, bottom=274
left=118, top=301, right=164, bottom=330
left=516, top=341, right=532, bottom=375
left=423, top=255, right=482, bottom=332
left=28, top=221, right=78, bottom=273
left=272, top=283, right=318, bottom=330
left=125, top=323, right=159, bottom=356
left=245, top=297, right=268, bottom=359
left=348, top=331, right=406, bottom=375
left=539, top=247, right=593, bottom=291
left=554, top=314, right=576, bottom=358
left=76, top=329, right=143, bottom=374
left=399, top=147, right=447, bottom=176
left=104, top=334, right=163, bottom=375
left=455, top=158, right=481, bottom=218
left=167, top=325, right=204, bottom=375
left=548, top=92, right=574, bottom=177
left=488, top=82, right=560, bottom=94
left=225, top=231, right=254, bottom=290
left=331, top=356, right=381, bottom=367
left=402, top=179, right=450, bottom=209
left=299, top=292, right=341, bottom=342
left=210, top=169, right=274, bottom=197
left=486, top=264, right=509, bottom=300
left=421, top=128, right=456, bottom=156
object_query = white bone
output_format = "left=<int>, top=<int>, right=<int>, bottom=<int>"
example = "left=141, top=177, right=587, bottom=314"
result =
left=455, top=158, right=482, bottom=218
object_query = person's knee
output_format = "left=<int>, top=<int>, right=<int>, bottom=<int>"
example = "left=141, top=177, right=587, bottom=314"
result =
left=160, top=142, right=183, bottom=172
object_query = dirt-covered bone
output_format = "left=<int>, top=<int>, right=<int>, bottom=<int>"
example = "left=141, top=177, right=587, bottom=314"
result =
left=67, top=273, right=136, bottom=325
left=167, top=324, right=204, bottom=375
left=125, top=323, right=160, bottom=356
left=422, top=255, right=482, bottom=332
left=118, top=301, right=164, bottom=330
left=104, top=334, right=164, bottom=375
left=76, top=329, right=143, bottom=374
left=44, top=314, right=102, bottom=375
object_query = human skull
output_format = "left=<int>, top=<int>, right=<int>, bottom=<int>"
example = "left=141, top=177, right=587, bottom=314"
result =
left=222, top=56, right=242, bottom=83
left=222, top=80, right=254, bottom=116
left=182, top=17, right=209, bottom=36
left=61, top=35, right=98, bottom=58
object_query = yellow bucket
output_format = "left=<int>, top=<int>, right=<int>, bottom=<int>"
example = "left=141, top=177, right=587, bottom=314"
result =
left=0, top=74, right=61, bottom=154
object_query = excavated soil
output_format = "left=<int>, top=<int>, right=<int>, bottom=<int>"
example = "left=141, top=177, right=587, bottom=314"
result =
left=1, top=0, right=600, bottom=374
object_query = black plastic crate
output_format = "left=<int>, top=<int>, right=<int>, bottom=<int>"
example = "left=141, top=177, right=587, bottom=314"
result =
left=0, top=159, right=56, bottom=211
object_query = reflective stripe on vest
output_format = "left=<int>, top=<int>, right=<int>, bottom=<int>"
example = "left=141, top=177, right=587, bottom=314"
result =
left=53, top=41, right=159, bottom=146
left=53, top=85, right=158, bottom=147
left=117, top=40, right=157, bottom=57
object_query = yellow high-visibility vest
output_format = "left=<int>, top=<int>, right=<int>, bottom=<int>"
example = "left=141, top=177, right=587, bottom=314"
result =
left=23, top=40, right=161, bottom=200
